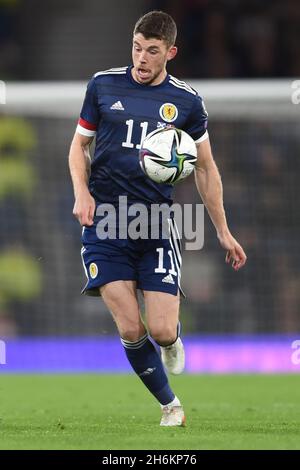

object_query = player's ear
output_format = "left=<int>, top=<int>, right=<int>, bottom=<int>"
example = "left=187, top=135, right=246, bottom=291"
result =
left=167, top=46, right=177, bottom=61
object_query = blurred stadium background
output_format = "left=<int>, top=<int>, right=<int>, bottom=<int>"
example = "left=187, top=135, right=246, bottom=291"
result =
left=0, top=0, right=300, bottom=373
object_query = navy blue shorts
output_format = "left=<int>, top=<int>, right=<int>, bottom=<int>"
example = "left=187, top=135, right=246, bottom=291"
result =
left=81, top=218, right=183, bottom=297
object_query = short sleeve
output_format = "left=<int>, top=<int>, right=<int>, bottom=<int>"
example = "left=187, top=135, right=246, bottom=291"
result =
left=76, top=78, right=100, bottom=137
left=184, top=93, right=208, bottom=143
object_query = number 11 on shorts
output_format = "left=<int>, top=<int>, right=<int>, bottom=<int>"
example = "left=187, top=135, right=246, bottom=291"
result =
left=155, top=247, right=177, bottom=276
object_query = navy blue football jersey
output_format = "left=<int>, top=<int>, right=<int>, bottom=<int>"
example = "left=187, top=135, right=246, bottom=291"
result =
left=76, top=66, right=208, bottom=207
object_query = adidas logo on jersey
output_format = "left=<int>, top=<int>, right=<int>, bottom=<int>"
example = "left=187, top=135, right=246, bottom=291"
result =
left=110, top=100, right=124, bottom=111
left=162, top=274, right=175, bottom=285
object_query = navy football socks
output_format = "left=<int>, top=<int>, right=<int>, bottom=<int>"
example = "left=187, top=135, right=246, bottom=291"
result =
left=121, top=333, right=175, bottom=405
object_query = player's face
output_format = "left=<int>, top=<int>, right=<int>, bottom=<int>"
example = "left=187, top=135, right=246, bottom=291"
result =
left=132, top=33, right=177, bottom=86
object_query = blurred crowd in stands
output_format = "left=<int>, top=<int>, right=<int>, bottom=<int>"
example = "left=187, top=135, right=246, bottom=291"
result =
left=0, top=0, right=21, bottom=79
left=152, top=0, right=300, bottom=78
left=1, top=0, right=300, bottom=79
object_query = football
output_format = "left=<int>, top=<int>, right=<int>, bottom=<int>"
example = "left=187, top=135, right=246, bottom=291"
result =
left=139, top=127, right=197, bottom=184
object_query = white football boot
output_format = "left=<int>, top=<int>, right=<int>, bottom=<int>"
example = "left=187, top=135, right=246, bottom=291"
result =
left=161, top=337, right=185, bottom=375
left=160, top=405, right=186, bottom=427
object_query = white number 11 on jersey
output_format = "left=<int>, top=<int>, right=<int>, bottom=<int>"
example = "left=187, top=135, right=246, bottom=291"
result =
left=122, top=119, right=149, bottom=149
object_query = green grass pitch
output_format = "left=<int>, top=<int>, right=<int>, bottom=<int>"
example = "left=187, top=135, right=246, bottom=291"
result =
left=0, top=374, right=299, bottom=450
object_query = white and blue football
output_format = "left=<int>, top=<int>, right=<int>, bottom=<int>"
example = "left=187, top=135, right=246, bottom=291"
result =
left=139, top=127, right=197, bottom=184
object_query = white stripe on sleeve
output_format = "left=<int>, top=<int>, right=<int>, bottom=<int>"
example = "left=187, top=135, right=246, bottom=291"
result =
left=76, top=124, right=96, bottom=137
left=194, top=130, right=209, bottom=143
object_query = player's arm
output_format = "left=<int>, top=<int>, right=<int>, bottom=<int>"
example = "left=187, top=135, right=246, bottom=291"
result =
left=68, top=132, right=95, bottom=226
left=194, top=137, right=247, bottom=270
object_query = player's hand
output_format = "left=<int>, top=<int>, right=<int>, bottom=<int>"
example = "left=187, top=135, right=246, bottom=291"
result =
left=73, top=188, right=95, bottom=226
left=217, top=231, right=247, bottom=271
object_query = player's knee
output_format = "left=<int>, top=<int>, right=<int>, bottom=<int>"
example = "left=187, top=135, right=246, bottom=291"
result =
left=150, top=326, right=177, bottom=346
left=120, top=325, right=146, bottom=343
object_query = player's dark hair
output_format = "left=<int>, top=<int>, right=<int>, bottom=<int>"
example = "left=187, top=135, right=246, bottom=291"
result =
left=134, top=11, right=177, bottom=48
